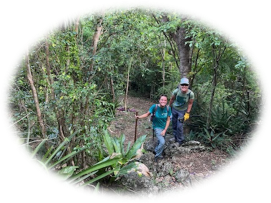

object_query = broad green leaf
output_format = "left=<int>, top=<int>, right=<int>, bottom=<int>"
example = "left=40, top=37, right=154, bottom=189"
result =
left=41, top=145, right=53, bottom=162
left=125, top=141, right=131, bottom=155
left=58, top=166, right=79, bottom=180
left=71, top=157, right=120, bottom=180
left=44, top=139, right=68, bottom=165
left=31, top=139, right=47, bottom=158
left=71, top=171, right=98, bottom=184
left=48, top=146, right=86, bottom=169
left=125, top=135, right=146, bottom=160
left=204, top=128, right=211, bottom=139
left=119, top=134, right=125, bottom=155
left=103, top=129, right=114, bottom=155
left=44, top=130, right=79, bottom=165
left=112, top=137, right=121, bottom=154
left=117, top=162, right=137, bottom=176
left=83, top=169, right=116, bottom=186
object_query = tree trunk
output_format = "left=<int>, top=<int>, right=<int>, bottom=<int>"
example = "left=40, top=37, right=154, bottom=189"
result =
left=161, top=40, right=166, bottom=89
left=174, top=25, right=192, bottom=78
left=161, top=15, right=192, bottom=78
left=110, top=76, right=115, bottom=103
left=25, top=51, right=46, bottom=139
left=89, top=16, right=103, bottom=73
left=124, top=57, right=133, bottom=111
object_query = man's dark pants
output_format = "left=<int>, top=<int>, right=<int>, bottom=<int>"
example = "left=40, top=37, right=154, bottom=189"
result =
left=171, top=107, right=186, bottom=144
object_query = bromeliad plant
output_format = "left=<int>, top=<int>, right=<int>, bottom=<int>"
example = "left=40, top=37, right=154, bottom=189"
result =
left=68, top=130, right=147, bottom=186
left=32, top=129, right=147, bottom=187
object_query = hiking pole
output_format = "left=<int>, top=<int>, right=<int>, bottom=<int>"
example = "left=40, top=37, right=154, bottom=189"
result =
left=134, top=112, right=138, bottom=143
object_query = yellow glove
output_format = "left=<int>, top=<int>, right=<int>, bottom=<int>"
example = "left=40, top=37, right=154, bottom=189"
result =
left=184, top=112, right=190, bottom=121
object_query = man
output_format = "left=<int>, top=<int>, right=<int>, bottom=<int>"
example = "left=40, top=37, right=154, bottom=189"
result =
left=169, top=77, right=194, bottom=146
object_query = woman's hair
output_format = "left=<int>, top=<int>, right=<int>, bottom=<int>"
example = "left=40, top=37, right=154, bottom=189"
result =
left=159, top=94, right=168, bottom=99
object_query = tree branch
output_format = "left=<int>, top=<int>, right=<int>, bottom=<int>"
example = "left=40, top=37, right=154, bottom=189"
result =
left=152, top=14, right=180, bottom=69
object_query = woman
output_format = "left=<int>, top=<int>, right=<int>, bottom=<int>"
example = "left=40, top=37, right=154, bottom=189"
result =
left=135, top=95, right=172, bottom=161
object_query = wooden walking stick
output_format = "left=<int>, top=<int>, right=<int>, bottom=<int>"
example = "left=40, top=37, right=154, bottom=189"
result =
left=134, top=112, right=138, bottom=143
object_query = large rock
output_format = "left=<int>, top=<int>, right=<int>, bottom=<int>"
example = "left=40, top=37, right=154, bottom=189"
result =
left=118, top=171, right=157, bottom=194
left=167, top=140, right=206, bottom=156
left=156, top=161, right=175, bottom=177
left=144, top=136, right=206, bottom=158
left=174, top=169, right=191, bottom=186
left=139, top=151, right=155, bottom=170
left=144, top=137, right=156, bottom=152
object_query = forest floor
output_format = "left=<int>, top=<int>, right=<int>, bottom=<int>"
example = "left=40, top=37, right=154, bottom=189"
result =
left=108, top=95, right=155, bottom=144
left=106, top=95, right=231, bottom=194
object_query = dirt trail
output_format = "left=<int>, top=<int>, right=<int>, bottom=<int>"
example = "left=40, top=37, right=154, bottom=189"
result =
left=108, top=95, right=155, bottom=144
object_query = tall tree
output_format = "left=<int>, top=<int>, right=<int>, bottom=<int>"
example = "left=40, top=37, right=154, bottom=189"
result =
left=25, top=50, right=46, bottom=139
left=90, top=15, right=104, bottom=73
left=161, top=15, right=192, bottom=78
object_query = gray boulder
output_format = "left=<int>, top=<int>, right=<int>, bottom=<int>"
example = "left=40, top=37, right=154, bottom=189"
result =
left=119, top=172, right=159, bottom=201
left=144, top=135, right=206, bottom=157
left=166, top=140, right=206, bottom=156
left=155, top=161, right=174, bottom=177
left=174, top=169, right=191, bottom=186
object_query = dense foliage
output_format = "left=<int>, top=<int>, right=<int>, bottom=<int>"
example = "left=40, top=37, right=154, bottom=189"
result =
left=9, top=9, right=261, bottom=186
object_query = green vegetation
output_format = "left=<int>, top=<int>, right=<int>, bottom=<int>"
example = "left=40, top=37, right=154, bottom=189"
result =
left=9, top=9, right=261, bottom=187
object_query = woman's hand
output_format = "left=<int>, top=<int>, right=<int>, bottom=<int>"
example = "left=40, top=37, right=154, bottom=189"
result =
left=161, top=129, right=166, bottom=136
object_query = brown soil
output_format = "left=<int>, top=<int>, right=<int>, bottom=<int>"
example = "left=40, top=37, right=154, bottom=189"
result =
left=108, top=95, right=154, bottom=143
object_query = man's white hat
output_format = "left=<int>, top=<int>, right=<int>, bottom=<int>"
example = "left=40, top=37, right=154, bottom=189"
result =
left=180, top=77, right=189, bottom=85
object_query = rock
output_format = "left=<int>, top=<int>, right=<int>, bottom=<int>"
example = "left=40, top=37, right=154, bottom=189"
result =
left=122, top=161, right=153, bottom=178
left=119, top=171, right=156, bottom=194
left=163, top=175, right=173, bottom=187
left=156, top=161, right=174, bottom=177
left=182, top=140, right=201, bottom=146
left=135, top=162, right=152, bottom=177
left=138, top=151, right=155, bottom=170
left=174, top=169, right=191, bottom=186
left=144, top=135, right=206, bottom=157
left=144, top=138, right=156, bottom=152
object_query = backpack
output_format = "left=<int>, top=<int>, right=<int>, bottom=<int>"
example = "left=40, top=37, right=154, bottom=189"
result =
left=150, top=104, right=170, bottom=123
